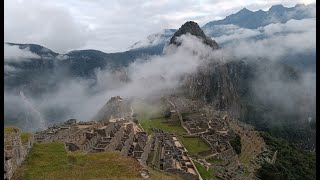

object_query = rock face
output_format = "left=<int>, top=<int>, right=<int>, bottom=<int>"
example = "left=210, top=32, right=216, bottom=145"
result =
left=91, top=96, right=132, bottom=123
left=181, top=61, right=246, bottom=119
left=4, top=128, right=34, bottom=180
left=169, top=21, right=219, bottom=49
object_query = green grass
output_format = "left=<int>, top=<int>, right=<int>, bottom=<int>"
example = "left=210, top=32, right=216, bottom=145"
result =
left=139, top=118, right=187, bottom=135
left=205, top=157, right=223, bottom=164
left=193, top=161, right=216, bottom=180
left=13, top=142, right=143, bottom=180
left=138, top=115, right=210, bottom=157
left=20, top=133, right=33, bottom=145
left=179, top=137, right=210, bottom=157
left=4, top=126, right=19, bottom=134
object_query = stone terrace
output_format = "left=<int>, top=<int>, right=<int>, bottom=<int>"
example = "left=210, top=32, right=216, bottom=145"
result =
left=150, top=128, right=200, bottom=180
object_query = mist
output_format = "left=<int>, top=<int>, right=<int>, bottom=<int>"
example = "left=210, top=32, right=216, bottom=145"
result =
left=4, top=19, right=316, bottom=132
left=4, top=34, right=226, bottom=131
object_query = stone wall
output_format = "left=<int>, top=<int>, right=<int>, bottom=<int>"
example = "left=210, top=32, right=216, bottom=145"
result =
left=4, top=130, right=34, bottom=180
left=140, top=135, right=154, bottom=165
left=166, top=169, right=199, bottom=180
left=106, top=127, right=124, bottom=151
left=120, top=130, right=134, bottom=156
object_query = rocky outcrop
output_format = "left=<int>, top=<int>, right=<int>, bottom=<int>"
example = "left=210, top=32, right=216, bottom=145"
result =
left=169, top=21, right=219, bottom=49
left=91, top=96, right=132, bottom=123
left=182, top=61, right=245, bottom=118
left=4, top=128, right=34, bottom=180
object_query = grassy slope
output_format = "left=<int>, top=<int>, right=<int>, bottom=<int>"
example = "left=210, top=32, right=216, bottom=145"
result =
left=13, top=142, right=179, bottom=180
left=13, top=142, right=142, bottom=180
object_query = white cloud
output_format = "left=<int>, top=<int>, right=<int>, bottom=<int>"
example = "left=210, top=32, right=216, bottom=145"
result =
left=4, top=0, right=316, bottom=53
left=4, top=0, right=91, bottom=53
left=4, top=44, right=40, bottom=62
left=216, top=18, right=316, bottom=60
left=4, top=34, right=226, bottom=131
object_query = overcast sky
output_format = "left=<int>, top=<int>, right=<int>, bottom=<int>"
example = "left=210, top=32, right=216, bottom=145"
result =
left=4, top=0, right=316, bottom=53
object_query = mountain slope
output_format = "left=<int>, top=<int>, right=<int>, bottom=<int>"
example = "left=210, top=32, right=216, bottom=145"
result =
left=169, top=21, right=315, bottom=149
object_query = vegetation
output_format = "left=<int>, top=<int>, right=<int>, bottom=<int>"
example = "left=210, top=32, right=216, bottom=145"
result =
left=4, top=126, right=19, bottom=134
left=193, top=161, right=215, bottom=180
left=13, top=142, right=143, bottom=180
left=205, top=157, right=223, bottom=164
left=242, top=99, right=315, bottom=147
left=20, top=133, right=33, bottom=145
left=179, top=137, right=210, bottom=157
left=257, top=132, right=316, bottom=180
left=229, top=134, right=241, bottom=154
left=138, top=118, right=187, bottom=135
left=137, top=113, right=209, bottom=156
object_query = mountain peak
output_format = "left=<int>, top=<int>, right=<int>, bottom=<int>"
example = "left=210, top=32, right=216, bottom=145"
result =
left=239, top=8, right=252, bottom=13
left=269, top=4, right=285, bottom=11
left=169, top=21, right=219, bottom=49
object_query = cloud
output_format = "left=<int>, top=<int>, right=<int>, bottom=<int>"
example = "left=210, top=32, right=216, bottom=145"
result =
left=4, top=0, right=316, bottom=53
left=4, top=64, right=18, bottom=73
left=4, top=34, right=225, bottom=131
left=4, top=0, right=91, bottom=53
left=215, top=18, right=316, bottom=60
left=4, top=44, right=40, bottom=62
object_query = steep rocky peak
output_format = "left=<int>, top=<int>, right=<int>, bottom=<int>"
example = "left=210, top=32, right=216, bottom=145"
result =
left=169, top=21, right=219, bottom=49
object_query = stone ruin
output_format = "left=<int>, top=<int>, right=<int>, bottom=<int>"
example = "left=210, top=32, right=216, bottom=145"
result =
left=33, top=118, right=155, bottom=168
left=149, top=128, right=200, bottom=180
left=4, top=128, right=34, bottom=180
left=183, top=114, right=209, bottom=134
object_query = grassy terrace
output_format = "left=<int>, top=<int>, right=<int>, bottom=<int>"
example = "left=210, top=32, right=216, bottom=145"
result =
left=139, top=118, right=187, bottom=135
left=13, top=142, right=142, bottom=180
left=13, top=142, right=178, bottom=180
left=193, top=161, right=216, bottom=180
left=179, top=137, right=210, bottom=157
left=137, top=115, right=210, bottom=157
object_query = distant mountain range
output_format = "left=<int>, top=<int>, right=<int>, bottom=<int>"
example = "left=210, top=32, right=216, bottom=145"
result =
left=130, top=4, right=315, bottom=49
left=202, top=4, right=315, bottom=30
left=4, top=3, right=315, bottom=97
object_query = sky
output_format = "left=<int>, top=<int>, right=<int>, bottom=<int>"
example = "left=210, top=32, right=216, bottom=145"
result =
left=4, top=0, right=316, bottom=53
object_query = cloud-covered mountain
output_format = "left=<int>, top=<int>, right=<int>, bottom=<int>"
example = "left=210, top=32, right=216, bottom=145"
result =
left=202, top=3, right=315, bottom=31
left=128, top=4, right=315, bottom=72
left=130, top=4, right=315, bottom=51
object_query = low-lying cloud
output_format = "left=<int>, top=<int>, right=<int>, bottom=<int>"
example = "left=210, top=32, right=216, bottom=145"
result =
left=212, top=18, right=316, bottom=61
left=4, top=34, right=226, bottom=131
left=4, top=21, right=316, bottom=133
left=4, top=44, right=40, bottom=62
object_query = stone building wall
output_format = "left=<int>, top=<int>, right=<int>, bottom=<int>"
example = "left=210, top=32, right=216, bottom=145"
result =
left=140, top=135, right=154, bottom=165
left=120, top=130, right=134, bottom=156
left=106, top=127, right=124, bottom=151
